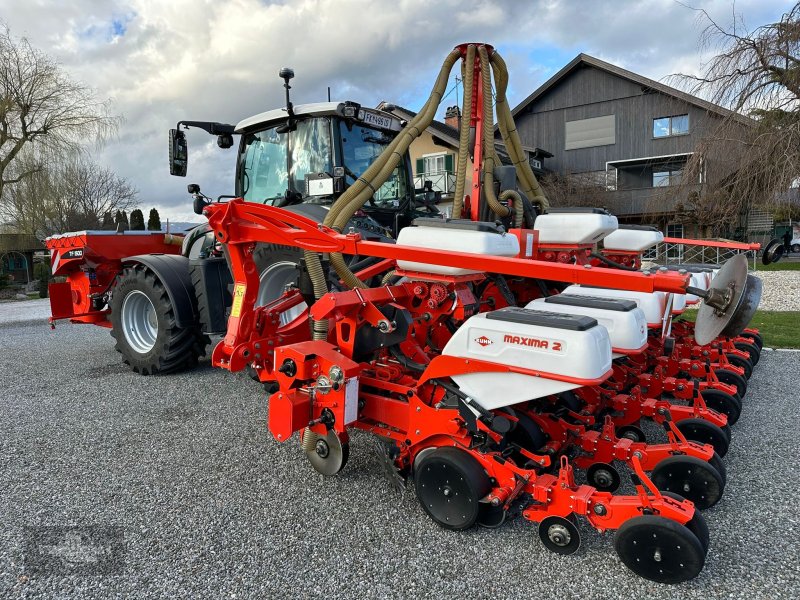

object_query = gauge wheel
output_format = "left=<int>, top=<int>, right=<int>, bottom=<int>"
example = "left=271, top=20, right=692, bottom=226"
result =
left=740, top=331, right=763, bottom=351
left=713, top=368, right=747, bottom=398
left=614, top=515, right=706, bottom=583
left=700, top=388, right=742, bottom=426
left=414, top=447, right=491, bottom=531
left=110, top=265, right=206, bottom=375
left=651, top=455, right=725, bottom=510
left=725, top=353, right=753, bottom=380
left=676, top=418, right=729, bottom=458
left=659, top=491, right=710, bottom=552
left=734, top=340, right=760, bottom=366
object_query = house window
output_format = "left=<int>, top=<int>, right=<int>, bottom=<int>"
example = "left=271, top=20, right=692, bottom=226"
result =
left=666, top=223, right=684, bottom=259
left=652, top=168, right=683, bottom=187
left=565, top=115, right=616, bottom=150
left=416, top=153, right=454, bottom=176
left=653, top=114, right=689, bottom=137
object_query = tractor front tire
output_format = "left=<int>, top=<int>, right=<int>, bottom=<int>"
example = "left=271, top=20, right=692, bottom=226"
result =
left=110, top=265, right=206, bottom=375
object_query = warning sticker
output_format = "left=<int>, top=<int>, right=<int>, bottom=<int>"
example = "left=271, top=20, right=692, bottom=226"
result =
left=230, top=283, right=246, bottom=318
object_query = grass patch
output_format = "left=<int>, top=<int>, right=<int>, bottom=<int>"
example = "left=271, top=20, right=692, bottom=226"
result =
left=755, top=260, right=800, bottom=271
left=680, top=310, right=800, bottom=349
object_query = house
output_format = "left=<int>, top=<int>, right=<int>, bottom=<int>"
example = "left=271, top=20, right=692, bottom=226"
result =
left=508, top=53, right=752, bottom=239
left=0, top=233, right=43, bottom=284
left=378, top=103, right=551, bottom=201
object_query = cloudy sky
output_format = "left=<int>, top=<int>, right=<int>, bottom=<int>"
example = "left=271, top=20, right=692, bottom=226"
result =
left=1, top=0, right=792, bottom=223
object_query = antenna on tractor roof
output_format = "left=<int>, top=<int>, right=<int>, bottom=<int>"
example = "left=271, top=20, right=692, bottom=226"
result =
left=277, top=67, right=296, bottom=134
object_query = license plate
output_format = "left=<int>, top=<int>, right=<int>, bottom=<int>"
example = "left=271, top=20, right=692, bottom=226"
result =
left=359, top=110, right=396, bottom=130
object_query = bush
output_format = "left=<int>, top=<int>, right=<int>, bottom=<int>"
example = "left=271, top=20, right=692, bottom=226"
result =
left=34, top=262, right=50, bottom=298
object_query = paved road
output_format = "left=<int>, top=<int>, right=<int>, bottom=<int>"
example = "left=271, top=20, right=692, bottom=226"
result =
left=1, top=314, right=799, bottom=599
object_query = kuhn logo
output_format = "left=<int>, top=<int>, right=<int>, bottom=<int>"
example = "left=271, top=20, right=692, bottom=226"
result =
left=504, top=334, right=562, bottom=352
left=474, top=335, right=493, bottom=347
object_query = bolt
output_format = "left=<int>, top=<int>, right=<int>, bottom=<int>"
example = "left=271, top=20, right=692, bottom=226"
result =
left=633, top=451, right=643, bottom=459
left=593, top=504, right=607, bottom=516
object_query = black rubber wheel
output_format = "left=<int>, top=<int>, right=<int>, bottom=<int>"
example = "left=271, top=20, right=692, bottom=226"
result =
left=700, top=388, right=742, bottom=426
left=708, top=451, right=727, bottom=483
left=793, top=243, right=800, bottom=253
left=734, top=340, right=760, bottom=366
left=538, top=515, right=581, bottom=555
left=616, top=424, right=646, bottom=443
left=414, top=447, right=491, bottom=531
left=720, top=422, right=732, bottom=443
left=587, top=462, right=621, bottom=492
left=110, top=265, right=206, bottom=375
left=504, top=412, right=546, bottom=468
left=725, top=353, right=753, bottom=379
left=714, top=368, right=747, bottom=398
left=740, top=331, right=763, bottom=351
left=614, top=515, right=706, bottom=583
left=651, top=455, right=725, bottom=510
left=676, top=418, right=729, bottom=457
left=659, top=492, right=710, bottom=552
left=762, top=238, right=784, bottom=265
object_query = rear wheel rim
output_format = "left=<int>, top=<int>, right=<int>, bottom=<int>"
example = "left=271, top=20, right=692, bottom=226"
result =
left=121, top=290, right=158, bottom=354
left=257, top=261, right=307, bottom=325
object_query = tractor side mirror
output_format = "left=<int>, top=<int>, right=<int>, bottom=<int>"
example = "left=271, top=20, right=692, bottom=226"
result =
left=169, top=128, right=188, bottom=176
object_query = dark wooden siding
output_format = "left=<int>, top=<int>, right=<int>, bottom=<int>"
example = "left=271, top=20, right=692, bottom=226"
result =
left=513, top=64, right=724, bottom=175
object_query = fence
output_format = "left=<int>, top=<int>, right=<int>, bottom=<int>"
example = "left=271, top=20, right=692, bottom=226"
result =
left=414, top=171, right=457, bottom=195
left=645, top=237, right=760, bottom=270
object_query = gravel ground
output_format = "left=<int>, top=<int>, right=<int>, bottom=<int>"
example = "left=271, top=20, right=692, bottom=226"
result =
left=1, top=317, right=800, bottom=599
left=750, top=270, right=800, bottom=311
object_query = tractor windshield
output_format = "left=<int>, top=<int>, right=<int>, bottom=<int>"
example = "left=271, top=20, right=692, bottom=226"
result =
left=237, top=114, right=408, bottom=210
left=239, top=118, right=332, bottom=204
left=339, top=121, right=407, bottom=209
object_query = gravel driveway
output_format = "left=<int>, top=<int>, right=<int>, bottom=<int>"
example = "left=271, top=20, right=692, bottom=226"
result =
left=1, top=313, right=799, bottom=599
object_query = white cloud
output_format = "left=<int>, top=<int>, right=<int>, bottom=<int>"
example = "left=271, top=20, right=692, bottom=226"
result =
left=0, top=0, right=791, bottom=220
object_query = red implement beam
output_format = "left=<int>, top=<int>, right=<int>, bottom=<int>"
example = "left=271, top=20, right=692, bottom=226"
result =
left=206, top=200, right=690, bottom=294
left=663, top=237, right=760, bottom=251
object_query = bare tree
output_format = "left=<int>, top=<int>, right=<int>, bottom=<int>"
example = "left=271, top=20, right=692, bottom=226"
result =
left=0, top=154, right=137, bottom=237
left=539, top=171, right=610, bottom=210
left=674, top=3, right=800, bottom=229
left=0, top=25, right=118, bottom=200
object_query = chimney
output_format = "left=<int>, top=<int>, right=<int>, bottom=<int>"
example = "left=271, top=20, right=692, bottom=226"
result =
left=444, top=105, right=461, bottom=130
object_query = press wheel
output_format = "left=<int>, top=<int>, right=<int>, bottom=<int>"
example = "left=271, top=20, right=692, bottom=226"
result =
left=651, top=455, right=725, bottom=510
left=414, top=447, right=491, bottom=531
left=616, top=424, right=646, bottom=443
left=614, top=515, right=706, bottom=584
left=587, top=462, right=621, bottom=492
left=538, top=515, right=581, bottom=555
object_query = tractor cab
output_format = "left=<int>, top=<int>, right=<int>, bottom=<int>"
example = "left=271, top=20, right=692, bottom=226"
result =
left=169, top=100, right=425, bottom=236
left=233, top=101, right=418, bottom=233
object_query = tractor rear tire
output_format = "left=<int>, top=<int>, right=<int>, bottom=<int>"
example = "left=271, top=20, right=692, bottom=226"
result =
left=110, top=264, right=207, bottom=375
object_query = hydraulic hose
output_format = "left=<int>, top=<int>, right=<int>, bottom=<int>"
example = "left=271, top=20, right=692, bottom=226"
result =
left=321, top=48, right=462, bottom=291
left=589, top=251, right=639, bottom=271
left=478, top=45, right=511, bottom=222
left=499, top=189, right=524, bottom=228
left=304, top=249, right=330, bottom=339
left=452, top=44, right=476, bottom=219
left=490, top=52, right=550, bottom=212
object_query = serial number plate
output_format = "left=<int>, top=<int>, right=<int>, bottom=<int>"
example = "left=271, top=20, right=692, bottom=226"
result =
left=358, top=110, right=396, bottom=130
